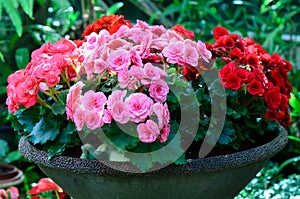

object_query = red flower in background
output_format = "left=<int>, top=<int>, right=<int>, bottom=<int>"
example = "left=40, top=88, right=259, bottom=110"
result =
left=208, top=25, right=293, bottom=127
left=213, top=26, right=228, bottom=40
left=171, top=24, right=195, bottom=40
left=28, top=178, right=68, bottom=199
left=82, top=14, right=132, bottom=37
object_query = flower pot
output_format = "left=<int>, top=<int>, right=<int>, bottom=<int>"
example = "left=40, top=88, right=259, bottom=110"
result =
left=18, top=126, right=288, bottom=199
left=0, top=164, right=24, bottom=189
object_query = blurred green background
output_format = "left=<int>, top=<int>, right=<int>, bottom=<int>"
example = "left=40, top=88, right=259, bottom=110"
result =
left=0, top=0, right=299, bottom=198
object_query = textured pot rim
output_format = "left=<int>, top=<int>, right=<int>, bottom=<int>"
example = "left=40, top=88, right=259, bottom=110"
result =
left=19, top=126, right=288, bottom=176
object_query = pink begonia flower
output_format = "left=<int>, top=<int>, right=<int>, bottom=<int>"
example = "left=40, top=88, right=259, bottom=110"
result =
left=114, top=25, right=131, bottom=38
left=138, top=32, right=152, bottom=58
left=151, top=38, right=169, bottom=51
left=197, top=41, right=212, bottom=63
left=159, top=124, right=170, bottom=143
left=107, top=38, right=131, bottom=50
left=137, top=120, right=160, bottom=143
left=130, top=50, right=143, bottom=66
left=39, top=82, right=49, bottom=91
left=183, top=42, right=199, bottom=67
left=11, top=74, right=38, bottom=109
left=150, top=25, right=167, bottom=39
left=106, top=49, right=131, bottom=72
left=47, top=38, right=76, bottom=54
left=126, top=93, right=154, bottom=123
left=118, top=70, right=130, bottom=89
left=0, top=189, right=8, bottom=199
left=162, top=41, right=185, bottom=64
left=86, top=32, right=98, bottom=45
left=152, top=103, right=170, bottom=129
left=111, top=101, right=130, bottom=124
left=45, top=71, right=61, bottom=87
left=149, top=80, right=169, bottom=103
left=0, top=187, right=20, bottom=199
left=136, top=19, right=150, bottom=29
left=103, top=110, right=112, bottom=123
left=94, top=58, right=106, bottom=74
left=129, top=65, right=145, bottom=80
left=144, top=63, right=161, bottom=81
left=66, top=81, right=84, bottom=121
left=81, top=90, right=107, bottom=112
left=107, top=90, right=127, bottom=109
left=85, top=111, right=104, bottom=130
left=74, top=108, right=86, bottom=131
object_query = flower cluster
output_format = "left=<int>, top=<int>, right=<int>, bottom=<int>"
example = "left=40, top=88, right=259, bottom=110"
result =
left=6, top=39, right=82, bottom=114
left=206, top=26, right=293, bottom=127
left=66, top=19, right=211, bottom=143
left=6, top=15, right=293, bottom=170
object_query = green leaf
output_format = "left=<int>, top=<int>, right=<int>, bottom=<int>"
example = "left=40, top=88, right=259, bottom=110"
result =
left=58, top=89, right=69, bottom=105
left=104, top=121, right=140, bottom=150
left=0, top=86, right=6, bottom=95
left=0, top=51, right=4, bottom=62
left=52, top=103, right=65, bottom=115
left=218, top=121, right=236, bottom=145
left=17, top=0, right=34, bottom=19
left=3, top=0, right=23, bottom=36
left=106, top=2, right=124, bottom=15
left=29, top=115, right=61, bottom=145
left=46, top=122, right=77, bottom=159
left=289, top=93, right=300, bottom=113
left=16, top=107, right=40, bottom=132
left=4, top=150, right=22, bottom=163
left=15, top=47, right=29, bottom=69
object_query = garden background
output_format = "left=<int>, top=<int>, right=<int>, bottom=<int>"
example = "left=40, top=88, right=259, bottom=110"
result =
left=0, top=0, right=299, bottom=198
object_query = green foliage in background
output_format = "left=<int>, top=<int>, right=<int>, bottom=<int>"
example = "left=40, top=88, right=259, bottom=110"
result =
left=235, top=161, right=300, bottom=198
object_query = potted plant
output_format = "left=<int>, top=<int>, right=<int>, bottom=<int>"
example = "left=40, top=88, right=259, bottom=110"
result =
left=8, top=15, right=292, bottom=198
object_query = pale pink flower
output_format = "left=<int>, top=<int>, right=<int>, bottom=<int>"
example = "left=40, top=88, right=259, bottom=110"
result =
left=136, top=20, right=150, bottom=29
left=114, top=25, right=131, bottom=38
left=149, top=80, right=169, bottom=103
left=94, top=59, right=106, bottom=74
left=111, top=101, right=130, bottom=124
left=130, top=50, right=143, bottom=66
left=126, top=93, right=154, bottom=123
left=94, top=92, right=107, bottom=112
left=137, top=120, right=160, bottom=143
left=107, top=90, right=127, bottom=109
left=66, top=81, right=84, bottom=121
left=85, top=111, right=104, bottom=130
left=103, top=110, right=112, bottom=123
left=74, top=108, right=86, bottom=131
left=152, top=103, right=170, bottom=129
left=81, top=90, right=107, bottom=112
left=183, top=43, right=199, bottom=67
left=118, top=70, right=130, bottom=88
left=144, top=63, right=161, bottom=81
left=129, top=65, right=145, bottom=80
left=150, top=25, right=167, bottom=38
left=151, top=38, right=169, bottom=51
left=107, top=49, right=130, bottom=72
left=107, top=38, right=131, bottom=50
left=159, top=124, right=170, bottom=143
left=197, top=41, right=212, bottom=63
left=87, top=32, right=98, bottom=45
left=162, top=41, right=184, bottom=64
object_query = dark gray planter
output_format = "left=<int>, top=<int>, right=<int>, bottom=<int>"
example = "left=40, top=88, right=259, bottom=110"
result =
left=18, top=126, right=288, bottom=199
